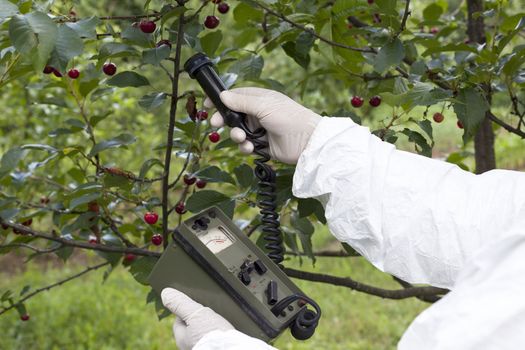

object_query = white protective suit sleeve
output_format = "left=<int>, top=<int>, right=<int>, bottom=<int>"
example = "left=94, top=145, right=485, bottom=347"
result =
left=194, top=330, right=277, bottom=350
left=293, top=117, right=525, bottom=349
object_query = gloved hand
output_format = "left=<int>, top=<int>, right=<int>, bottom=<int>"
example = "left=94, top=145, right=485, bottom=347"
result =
left=204, top=87, right=322, bottom=164
left=161, top=288, right=234, bottom=350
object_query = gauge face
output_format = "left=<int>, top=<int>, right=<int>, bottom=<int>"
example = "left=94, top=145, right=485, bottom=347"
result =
left=198, top=226, right=235, bottom=254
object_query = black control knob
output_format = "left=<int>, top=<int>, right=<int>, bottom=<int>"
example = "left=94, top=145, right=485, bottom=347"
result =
left=239, top=271, right=251, bottom=286
left=253, top=260, right=267, bottom=275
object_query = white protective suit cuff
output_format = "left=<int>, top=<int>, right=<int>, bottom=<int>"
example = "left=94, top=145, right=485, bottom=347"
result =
left=194, top=329, right=278, bottom=350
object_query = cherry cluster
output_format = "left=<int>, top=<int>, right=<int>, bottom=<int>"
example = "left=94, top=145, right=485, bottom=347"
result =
left=41, top=19, right=169, bottom=79
left=351, top=95, right=382, bottom=108
left=204, top=0, right=230, bottom=29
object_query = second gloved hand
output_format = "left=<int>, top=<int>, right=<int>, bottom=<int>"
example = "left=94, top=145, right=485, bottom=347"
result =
left=205, top=87, right=322, bottom=164
left=161, top=288, right=234, bottom=350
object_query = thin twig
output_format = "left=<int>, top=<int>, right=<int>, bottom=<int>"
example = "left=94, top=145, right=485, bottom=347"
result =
left=0, top=243, right=62, bottom=254
left=0, top=262, right=110, bottom=316
left=397, top=0, right=411, bottom=36
left=254, top=1, right=373, bottom=53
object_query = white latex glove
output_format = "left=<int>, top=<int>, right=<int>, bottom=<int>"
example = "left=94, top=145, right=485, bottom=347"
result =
left=204, top=87, right=322, bottom=164
left=161, top=288, right=234, bottom=350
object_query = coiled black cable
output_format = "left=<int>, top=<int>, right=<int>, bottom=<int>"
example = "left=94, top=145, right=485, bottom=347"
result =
left=270, top=294, right=321, bottom=340
left=248, top=132, right=285, bottom=267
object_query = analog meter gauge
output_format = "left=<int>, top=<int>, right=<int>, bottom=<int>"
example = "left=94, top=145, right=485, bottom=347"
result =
left=197, top=226, right=236, bottom=254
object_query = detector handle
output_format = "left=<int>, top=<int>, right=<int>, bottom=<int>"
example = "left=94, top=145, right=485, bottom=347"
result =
left=184, top=53, right=265, bottom=139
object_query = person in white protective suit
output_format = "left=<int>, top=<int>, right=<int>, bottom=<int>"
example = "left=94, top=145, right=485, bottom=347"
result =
left=161, top=87, right=525, bottom=350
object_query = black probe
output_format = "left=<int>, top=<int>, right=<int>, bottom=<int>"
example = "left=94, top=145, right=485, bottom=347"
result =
left=183, top=53, right=320, bottom=340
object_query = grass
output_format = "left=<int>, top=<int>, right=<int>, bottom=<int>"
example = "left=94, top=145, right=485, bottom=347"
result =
left=0, top=227, right=428, bottom=350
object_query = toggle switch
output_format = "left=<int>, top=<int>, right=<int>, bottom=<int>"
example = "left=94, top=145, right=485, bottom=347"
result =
left=266, top=280, right=278, bottom=305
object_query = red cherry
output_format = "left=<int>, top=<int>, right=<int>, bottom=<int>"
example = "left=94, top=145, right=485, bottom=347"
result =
left=367, top=0, right=374, bottom=3
left=1, top=223, right=9, bottom=230
left=183, top=174, right=197, bottom=185
left=68, top=69, right=80, bottom=79
left=196, top=110, right=208, bottom=120
left=175, top=202, right=186, bottom=215
left=43, top=66, right=54, bottom=74
left=208, top=131, right=220, bottom=143
left=351, top=96, right=364, bottom=108
left=124, top=253, right=136, bottom=263
left=89, top=237, right=99, bottom=244
left=433, top=112, right=444, bottom=123
left=139, top=20, right=156, bottom=34
left=20, top=314, right=30, bottom=321
left=103, top=63, right=117, bottom=76
left=457, top=120, right=464, bottom=129
left=217, top=3, right=230, bottom=14
left=52, top=69, right=62, bottom=78
left=196, top=179, right=207, bottom=189
left=347, top=23, right=353, bottom=29
left=144, top=212, right=159, bottom=225
left=151, top=234, right=163, bottom=246
left=204, top=16, right=220, bottom=29
left=430, top=27, right=439, bottom=34
left=369, top=96, right=381, bottom=107
left=156, top=39, right=172, bottom=49
left=22, top=218, right=32, bottom=226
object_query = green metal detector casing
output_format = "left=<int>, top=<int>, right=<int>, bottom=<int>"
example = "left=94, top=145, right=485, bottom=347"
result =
left=148, top=207, right=307, bottom=343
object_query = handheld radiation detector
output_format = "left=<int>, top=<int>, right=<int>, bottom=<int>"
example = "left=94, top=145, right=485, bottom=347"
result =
left=148, top=207, right=319, bottom=342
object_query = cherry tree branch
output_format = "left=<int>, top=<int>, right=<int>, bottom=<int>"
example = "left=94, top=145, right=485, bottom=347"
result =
left=0, top=261, right=110, bottom=316
left=487, top=111, right=525, bottom=138
left=284, top=268, right=448, bottom=300
left=1, top=223, right=160, bottom=257
left=162, top=14, right=185, bottom=248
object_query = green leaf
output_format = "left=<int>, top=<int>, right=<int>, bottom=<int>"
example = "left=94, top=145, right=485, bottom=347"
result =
left=98, top=43, right=138, bottom=60
left=129, top=256, right=158, bottom=285
left=138, top=158, right=163, bottom=179
left=234, top=164, right=254, bottom=188
left=291, top=213, right=315, bottom=261
left=0, top=0, right=18, bottom=19
left=48, top=25, right=84, bottom=72
left=69, top=192, right=101, bottom=210
left=373, top=38, right=405, bottom=73
left=423, top=3, right=443, bottom=21
left=142, top=45, right=171, bottom=66
left=0, top=147, right=25, bottom=178
left=341, top=243, right=360, bottom=256
left=282, top=31, right=315, bottom=69
left=65, top=16, right=101, bottom=39
left=200, top=30, right=222, bottom=57
left=297, top=198, right=326, bottom=224
left=8, top=11, right=58, bottom=70
left=453, top=88, right=490, bottom=143
left=404, top=82, right=452, bottom=107
left=107, top=71, right=150, bottom=88
left=88, top=133, right=137, bottom=156
left=186, top=190, right=233, bottom=214
left=195, top=166, right=235, bottom=185
left=138, top=93, right=168, bottom=110
left=401, top=129, right=432, bottom=157
left=230, top=54, right=264, bottom=80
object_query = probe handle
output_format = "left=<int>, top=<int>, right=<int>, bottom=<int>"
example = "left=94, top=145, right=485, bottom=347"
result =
left=184, top=53, right=265, bottom=139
